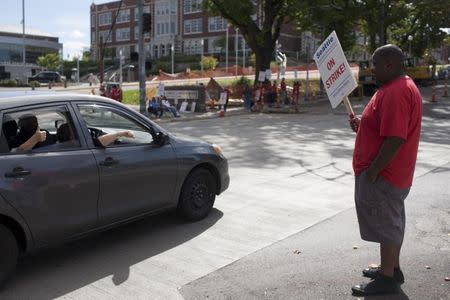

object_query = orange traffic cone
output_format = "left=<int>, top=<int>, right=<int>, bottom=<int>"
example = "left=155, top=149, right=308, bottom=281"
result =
left=443, top=81, right=448, bottom=97
left=219, top=110, right=225, bottom=117
left=431, top=83, right=436, bottom=102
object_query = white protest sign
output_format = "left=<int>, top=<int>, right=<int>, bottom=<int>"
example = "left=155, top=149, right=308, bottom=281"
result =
left=265, top=69, right=272, bottom=80
left=313, top=31, right=357, bottom=109
left=219, top=92, right=228, bottom=104
left=258, top=71, right=266, bottom=82
left=180, top=101, right=188, bottom=112
left=157, top=83, right=165, bottom=96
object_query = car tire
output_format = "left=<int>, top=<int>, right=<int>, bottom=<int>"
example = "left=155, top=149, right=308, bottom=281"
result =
left=0, top=224, right=19, bottom=288
left=178, top=169, right=216, bottom=221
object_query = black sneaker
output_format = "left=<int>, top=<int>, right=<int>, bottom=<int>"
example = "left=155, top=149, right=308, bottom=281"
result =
left=352, top=274, right=399, bottom=296
left=362, top=267, right=405, bottom=283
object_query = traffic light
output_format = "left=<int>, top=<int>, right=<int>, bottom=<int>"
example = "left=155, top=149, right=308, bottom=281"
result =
left=142, top=13, right=151, bottom=33
left=130, top=51, right=138, bottom=62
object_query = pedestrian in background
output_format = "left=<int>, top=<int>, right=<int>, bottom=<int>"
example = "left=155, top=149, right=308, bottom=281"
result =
left=243, top=84, right=253, bottom=112
left=349, top=44, right=422, bottom=296
left=280, top=78, right=287, bottom=106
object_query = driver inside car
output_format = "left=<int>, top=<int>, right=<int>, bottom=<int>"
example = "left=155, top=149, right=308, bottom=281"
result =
left=94, top=130, right=135, bottom=147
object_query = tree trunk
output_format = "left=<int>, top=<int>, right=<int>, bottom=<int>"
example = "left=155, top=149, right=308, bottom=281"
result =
left=254, top=48, right=272, bottom=83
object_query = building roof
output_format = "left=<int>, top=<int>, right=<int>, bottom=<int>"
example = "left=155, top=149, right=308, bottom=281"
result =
left=0, top=24, right=56, bottom=38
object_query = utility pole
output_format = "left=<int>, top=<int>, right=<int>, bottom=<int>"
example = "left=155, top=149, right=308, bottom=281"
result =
left=22, top=0, right=26, bottom=82
left=200, top=38, right=204, bottom=74
left=225, top=23, right=229, bottom=73
left=305, top=35, right=310, bottom=101
left=138, top=0, right=146, bottom=114
left=243, top=38, right=245, bottom=70
left=119, top=49, right=123, bottom=87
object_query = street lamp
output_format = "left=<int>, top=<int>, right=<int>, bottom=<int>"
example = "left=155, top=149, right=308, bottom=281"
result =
left=305, top=35, right=311, bottom=101
left=235, top=28, right=239, bottom=77
left=171, top=43, right=174, bottom=75
left=200, top=38, right=204, bottom=74
left=408, top=35, right=413, bottom=58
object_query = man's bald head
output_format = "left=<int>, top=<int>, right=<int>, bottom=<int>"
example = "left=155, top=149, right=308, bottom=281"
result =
left=371, top=44, right=405, bottom=84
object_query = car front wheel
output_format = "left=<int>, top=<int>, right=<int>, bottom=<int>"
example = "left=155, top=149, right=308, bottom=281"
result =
left=178, top=169, right=216, bottom=221
left=0, top=224, right=19, bottom=288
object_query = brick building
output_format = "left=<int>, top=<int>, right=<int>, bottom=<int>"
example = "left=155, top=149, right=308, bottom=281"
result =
left=90, top=0, right=302, bottom=62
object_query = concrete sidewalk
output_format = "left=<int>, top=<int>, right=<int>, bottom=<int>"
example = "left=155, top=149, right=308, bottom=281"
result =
left=180, top=164, right=450, bottom=300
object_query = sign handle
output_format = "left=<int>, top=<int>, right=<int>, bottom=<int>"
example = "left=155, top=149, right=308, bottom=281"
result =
left=343, top=97, right=355, bottom=119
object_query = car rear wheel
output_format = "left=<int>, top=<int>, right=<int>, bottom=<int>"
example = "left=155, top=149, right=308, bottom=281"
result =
left=178, top=169, right=216, bottom=221
left=0, top=224, right=19, bottom=288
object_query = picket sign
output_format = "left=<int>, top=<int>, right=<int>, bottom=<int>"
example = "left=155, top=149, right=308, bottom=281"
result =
left=313, top=31, right=357, bottom=117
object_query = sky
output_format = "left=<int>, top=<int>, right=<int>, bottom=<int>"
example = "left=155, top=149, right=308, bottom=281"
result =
left=2, top=0, right=111, bottom=60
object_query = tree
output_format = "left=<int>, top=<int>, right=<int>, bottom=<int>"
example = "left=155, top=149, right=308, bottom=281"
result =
left=36, top=53, right=61, bottom=71
left=293, top=0, right=360, bottom=53
left=204, top=0, right=296, bottom=82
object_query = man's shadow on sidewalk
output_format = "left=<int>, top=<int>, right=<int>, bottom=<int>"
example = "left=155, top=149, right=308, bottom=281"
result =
left=362, top=288, right=409, bottom=300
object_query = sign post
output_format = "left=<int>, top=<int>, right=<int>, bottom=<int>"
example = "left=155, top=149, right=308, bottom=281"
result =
left=313, top=31, right=358, bottom=118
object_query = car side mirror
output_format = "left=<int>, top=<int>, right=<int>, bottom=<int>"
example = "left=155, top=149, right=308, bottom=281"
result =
left=155, top=132, right=169, bottom=146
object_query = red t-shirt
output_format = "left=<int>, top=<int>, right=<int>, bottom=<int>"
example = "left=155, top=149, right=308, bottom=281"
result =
left=280, top=81, right=286, bottom=91
left=352, top=76, right=422, bottom=188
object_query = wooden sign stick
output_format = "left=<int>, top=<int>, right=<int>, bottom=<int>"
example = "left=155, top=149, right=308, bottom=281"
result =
left=343, top=96, right=355, bottom=119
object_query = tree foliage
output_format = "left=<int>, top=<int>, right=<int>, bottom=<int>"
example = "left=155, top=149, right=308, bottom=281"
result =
left=204, top=0, right=297, bottom=81
left=36, top=53, right=61, bottom=71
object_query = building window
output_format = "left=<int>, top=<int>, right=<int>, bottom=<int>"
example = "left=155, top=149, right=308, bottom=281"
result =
left=116, top=9, right=130, bottom=24
left=134, top=26, right=149, bottom=40
left=161, top=44, right=166, bottom=56
left=134, top=6, right=150, bottom=21
left=170, top=1, right=177, bottom=14
left=99, top=30, right=112, bottom=43
left=171, top=22, right=175, bottom=34
left=91, top=32, right=96, bottom=43
left=91, top=14, right=96, bottom=27
left=157, top=23, right=161, bottom=35
left=153, top=45, right=158, bottom=58
left=184, top=19, right=202, bottom=34
left=208, top=16, right=227, bottom=32
left=99, top=12, right=112, bottom=26
left=184, top=0, right=203, bottom=14
left=116, top=28, right=130, bottom=41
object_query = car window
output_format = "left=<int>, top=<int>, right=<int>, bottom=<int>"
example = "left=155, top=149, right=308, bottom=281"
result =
left=77, top=104, right=154, bottom=147
left=0, top=105, right=81, bottom=154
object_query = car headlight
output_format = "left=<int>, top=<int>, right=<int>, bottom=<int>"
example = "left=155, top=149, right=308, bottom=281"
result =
left=212, top=144, right=222, bottom=156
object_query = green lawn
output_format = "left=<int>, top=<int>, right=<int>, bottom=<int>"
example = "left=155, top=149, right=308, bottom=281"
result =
left=122, top=89, right=140, bottom=105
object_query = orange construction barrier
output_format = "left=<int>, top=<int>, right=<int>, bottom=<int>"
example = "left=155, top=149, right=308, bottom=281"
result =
left=431, top=83, right=436, bottom=102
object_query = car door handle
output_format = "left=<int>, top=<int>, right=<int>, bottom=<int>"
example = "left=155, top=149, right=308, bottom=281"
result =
left=99, top=157, right=119, bottom=166
left=5, top=167, right=31, bottom=178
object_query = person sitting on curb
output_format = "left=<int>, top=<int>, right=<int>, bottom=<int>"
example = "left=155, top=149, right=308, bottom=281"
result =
left=161, top=97, right=180, bottom=117
left=148, top=97, right=163, bottom=118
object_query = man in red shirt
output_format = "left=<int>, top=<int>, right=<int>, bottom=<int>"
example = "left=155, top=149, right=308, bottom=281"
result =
left=350, top=45, right=422, bottom=296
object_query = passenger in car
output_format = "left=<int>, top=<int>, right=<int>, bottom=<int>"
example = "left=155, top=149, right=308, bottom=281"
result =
left=15, top=114, right=50, bottom=152
left=2, top=115, right=47, bottom=152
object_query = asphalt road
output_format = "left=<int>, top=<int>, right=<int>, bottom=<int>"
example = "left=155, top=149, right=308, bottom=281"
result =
left=0, top=89, right=448, bottom=299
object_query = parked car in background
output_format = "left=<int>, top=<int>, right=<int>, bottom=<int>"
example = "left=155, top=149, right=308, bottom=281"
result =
left=99, top=82, right=123, bottom=102
left=28, top=71, right=66, bottom=83
left=0, top=92, right=229, bottom=287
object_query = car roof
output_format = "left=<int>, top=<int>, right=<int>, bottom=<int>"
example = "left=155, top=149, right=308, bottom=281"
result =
left=0, top=92, right=123, bottom=110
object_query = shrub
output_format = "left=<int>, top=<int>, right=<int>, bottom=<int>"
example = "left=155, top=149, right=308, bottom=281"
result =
left=201, top=56, right=218, bottom=71
left=29, top=81, right=41, bottom=88
left=0, top=79, right=18, bottom=87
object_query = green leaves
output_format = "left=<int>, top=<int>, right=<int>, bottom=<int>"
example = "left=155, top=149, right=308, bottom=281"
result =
left=36, top=53, right=61, bottom=71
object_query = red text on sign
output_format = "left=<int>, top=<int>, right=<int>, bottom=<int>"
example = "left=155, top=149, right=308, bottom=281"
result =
left=327, top=58, right=336, bottom=71
left=325, top=63, right=346, bottom=89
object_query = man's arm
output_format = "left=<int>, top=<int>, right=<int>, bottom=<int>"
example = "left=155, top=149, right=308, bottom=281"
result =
left=366, top=136, right=405, bottom=182
left=16, top=127, right=46, bottom=152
